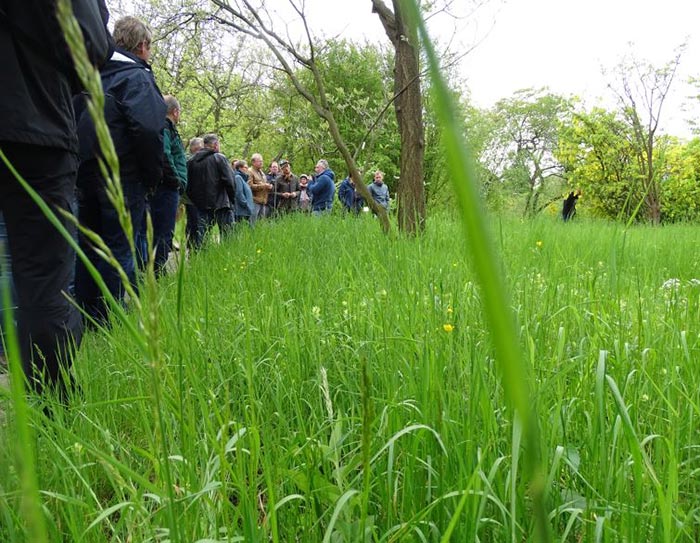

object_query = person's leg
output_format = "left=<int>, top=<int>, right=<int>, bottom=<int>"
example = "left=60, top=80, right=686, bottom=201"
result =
left=0, top=143, right=83, bottom=397
left=216, top=208, right=235, bottom=239
left=150, top=186, right=179, bottom=274
left=77, top=176, right=146, bottom=324
left=0, top=211, right=15, bottom=361
left=185, top=203, right=199, bottom=249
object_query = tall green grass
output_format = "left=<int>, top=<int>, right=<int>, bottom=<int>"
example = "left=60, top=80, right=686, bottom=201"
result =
left=2, top=214, right=699, bottom=541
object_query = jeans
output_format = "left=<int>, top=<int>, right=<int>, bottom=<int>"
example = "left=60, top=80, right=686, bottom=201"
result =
left=0, top=142, right=83, bottom=396
left=75, top=174, right=146, bottom=324
left=136, top=186, right=179, bottom=274
left=0, top=211, right=16, bottom=358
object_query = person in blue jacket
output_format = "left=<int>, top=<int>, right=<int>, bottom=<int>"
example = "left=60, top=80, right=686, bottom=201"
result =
left=74, top=15, right=166, bottom=324
left=308, top=159, right=336, bottom=215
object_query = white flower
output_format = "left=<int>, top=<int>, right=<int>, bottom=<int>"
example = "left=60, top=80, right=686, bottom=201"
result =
left=661, top=278, right=681, bottom=289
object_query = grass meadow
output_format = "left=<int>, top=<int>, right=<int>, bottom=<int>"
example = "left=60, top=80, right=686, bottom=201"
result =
left=1, top=212, right=699, bottom=542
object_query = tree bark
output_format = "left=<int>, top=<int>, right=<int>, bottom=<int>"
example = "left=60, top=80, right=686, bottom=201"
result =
left=372, top=0, right=426, bottom=235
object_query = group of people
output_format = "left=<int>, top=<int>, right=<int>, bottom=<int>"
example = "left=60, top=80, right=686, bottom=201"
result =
left=0, top=7, right=394, bottom=399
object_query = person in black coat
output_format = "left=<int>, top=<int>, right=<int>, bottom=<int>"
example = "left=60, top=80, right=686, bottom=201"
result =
left=186, top=134, right=237, bottom=249
left=562, top=190, right=581, bottom=222
left=74, top=15, right=166, bottom=324
left=0, top=0, right=110, bottom=397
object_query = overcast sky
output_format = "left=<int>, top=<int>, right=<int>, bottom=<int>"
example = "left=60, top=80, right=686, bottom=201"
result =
left=292, top=0, right=699, bottom=138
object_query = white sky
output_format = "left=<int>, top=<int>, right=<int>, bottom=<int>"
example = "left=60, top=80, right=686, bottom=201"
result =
left=290, top=0, right=700, bottom=138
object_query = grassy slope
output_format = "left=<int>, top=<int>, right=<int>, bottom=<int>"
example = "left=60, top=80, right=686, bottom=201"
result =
left=1, top=213, right=699, bottom=542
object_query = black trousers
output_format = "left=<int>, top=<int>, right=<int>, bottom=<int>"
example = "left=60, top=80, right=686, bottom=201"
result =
left=0, top=141, right=83, bottom=397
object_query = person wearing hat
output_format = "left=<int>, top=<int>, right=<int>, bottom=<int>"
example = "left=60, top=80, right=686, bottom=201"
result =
left=298, top=174, right=312, bottom=212
left=274, top=159, right=301, bottom=214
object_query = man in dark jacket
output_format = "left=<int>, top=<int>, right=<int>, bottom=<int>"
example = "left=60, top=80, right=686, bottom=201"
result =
left=338, top=174, right=364, bottom=214
left=308, top=159, right=336, bottom=214
left=146, top=95, right=187, bottom=274
left=0, top=1, right=110, bottom=396
left=274, top=159, right=300, bottom=214
left=74, top=15, right=166, bottom=323
left=186, top=134, right=236, bottom=249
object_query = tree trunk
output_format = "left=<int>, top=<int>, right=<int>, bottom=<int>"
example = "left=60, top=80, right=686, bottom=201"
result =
left=372, top=0, right=426, bottom=235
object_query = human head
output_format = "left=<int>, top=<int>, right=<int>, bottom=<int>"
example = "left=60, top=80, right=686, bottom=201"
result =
left=251, top=153, right=263, bottom=170
left=279, top=159, right=291, bottom=174
left=189, top=137, right=203, bottom=154
left=299, top=174, right=308, bottom=186
left=203, top=133, right=220, bottom=152
left=269, top=161, right=279, bottom=175
left=373, top=170, right=384, bottom=184
left=233, top=159, right=248, bottom=171
left=315, top=159, right=328, bottom=175
left=113, top=16, right=152, bottom=61
left=163, top=95, right=180, bottom=124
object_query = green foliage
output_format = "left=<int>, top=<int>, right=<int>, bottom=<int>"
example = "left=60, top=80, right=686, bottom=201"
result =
left=272, top=39, right=400, bottom=183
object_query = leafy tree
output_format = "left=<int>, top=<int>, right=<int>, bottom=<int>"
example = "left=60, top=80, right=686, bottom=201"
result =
left=658, top=137, right=700, bottom=222
left=482, top=89, right=573, bottom=216
left=557, top=107, right=642, bottom=220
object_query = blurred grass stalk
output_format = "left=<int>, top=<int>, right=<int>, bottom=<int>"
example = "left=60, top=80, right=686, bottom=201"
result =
left=400, top=0, right=550, bottom=540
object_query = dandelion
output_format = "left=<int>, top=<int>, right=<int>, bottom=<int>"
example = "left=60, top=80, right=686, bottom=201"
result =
left=443, top=323, right=454, bottom=333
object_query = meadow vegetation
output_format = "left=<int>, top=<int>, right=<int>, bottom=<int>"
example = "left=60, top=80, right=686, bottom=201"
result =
left=1, top=213, right=699, bottom=542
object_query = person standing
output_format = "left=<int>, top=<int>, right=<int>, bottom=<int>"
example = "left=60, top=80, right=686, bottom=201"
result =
left=274, top=159, right=300, bottom=214
left=149, top=95, right=187, bottom=273
left=232, top=160, right=255, bottom=225
left=338, top=174, right=364, bottom=214
left=248, top=153, right=273, bottom=222
left=298, top=174, right=312, bottom=212
left=186, top=134, right=236, bottom=248
left=266, top=161, right=280, bottom=216
left=367, top=170, right=390, bottom=211
left=74, top=15, right=166, bottom=324
left=0, top=0, right=110, bottom=395
left=308, top=159, right=336, bottom=215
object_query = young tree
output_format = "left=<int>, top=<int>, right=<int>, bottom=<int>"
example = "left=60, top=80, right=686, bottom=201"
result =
left=607, top=48, right=684, bottom=224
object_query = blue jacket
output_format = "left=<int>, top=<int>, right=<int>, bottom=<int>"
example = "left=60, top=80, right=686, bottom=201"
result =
left=308, top=168, right=336, bottom=211
left=75, top=48, right=166, bottom=187
left=338, top=177, right=363, bottom=212
left=234, top=169, right=255, bottom=217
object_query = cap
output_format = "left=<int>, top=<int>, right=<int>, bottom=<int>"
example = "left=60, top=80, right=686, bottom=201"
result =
left=279, top=159, right=290, bottom=167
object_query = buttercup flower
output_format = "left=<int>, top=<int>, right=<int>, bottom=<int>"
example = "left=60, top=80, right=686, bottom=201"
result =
left=443, top=323, right=454, bottom=333
left=536, top=240, right=543, bottom=248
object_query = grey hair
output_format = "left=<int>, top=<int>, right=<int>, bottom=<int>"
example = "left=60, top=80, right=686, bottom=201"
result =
left=163, top=95, right=180, bottom=114
left=317, top=159, right=329, bottom=170
left=251, top=153, right=263, bottom=162
left=189, top=137, right=203, bottom=153
left=203, top=133, right=219, bottom=147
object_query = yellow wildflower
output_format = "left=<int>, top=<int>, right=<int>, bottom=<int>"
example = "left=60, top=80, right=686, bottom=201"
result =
left=443, top=323, right=454, bottom=333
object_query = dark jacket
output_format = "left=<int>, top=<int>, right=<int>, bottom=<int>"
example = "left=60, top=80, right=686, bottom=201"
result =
left=0, top=1, right=110, bottom=152
left=75, top=48, right=166, bottom=187
left=308, top=169, right=336, bottom=212
left=186, top=148, right=236, bottom=211
left=338, top=177, right=364, bottom=212
left=162, top=118, right=187, bottom=192
left=274, top=173, right=300, bottom=212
